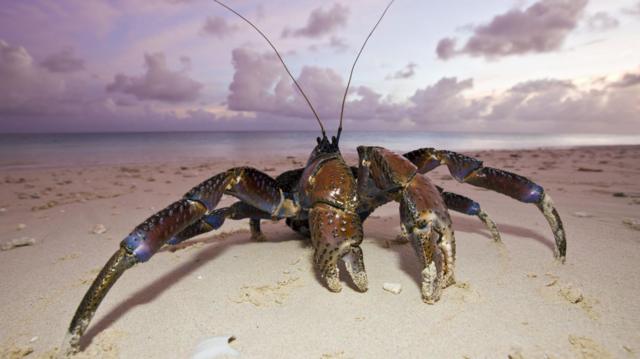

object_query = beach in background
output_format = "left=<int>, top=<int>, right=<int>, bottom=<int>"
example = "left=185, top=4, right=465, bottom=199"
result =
left=0, top=137, right=639, bottom=358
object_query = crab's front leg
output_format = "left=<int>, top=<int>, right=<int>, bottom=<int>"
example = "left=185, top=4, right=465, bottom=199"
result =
left=405, top=148, right=566, bottom=261
left=62, top=167, right=298, bottom=355
left=358, top=146, right=455, bottom=303
left=309, top=203, right=368, bottom=293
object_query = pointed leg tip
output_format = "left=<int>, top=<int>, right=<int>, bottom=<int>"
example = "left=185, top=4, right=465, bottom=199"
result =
left=394, top=234, right=410, bottom=244
left=326, top=280, right=343, bottom=293
left=250, top=233, right=267, bottom=242
left=324, top=271, right=343, bottom=292
left=58, top=332, right=79, bottom=358
left=422, top=297, right=437, bottom=305
left=353, top=273, right=369, bottom=292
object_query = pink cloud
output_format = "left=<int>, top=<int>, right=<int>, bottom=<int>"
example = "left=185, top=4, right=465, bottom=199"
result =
left=586, top=11, right=620, bottom=32
left=282, top=3, right=349, bottom=38
left=386, top=62, right=418, bottom=80
left=610, top=68, right=640, bottom=88
left=106, top=52, right=203, bottom=103
left=201, top=16, right=239, bottom=38
left=436, top=0, right=588, bottom=60
left=40, top=47, right=84, bottom=73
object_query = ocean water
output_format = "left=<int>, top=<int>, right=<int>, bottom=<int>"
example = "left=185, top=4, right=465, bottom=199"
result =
left=1, top=131, right=639, bottom=170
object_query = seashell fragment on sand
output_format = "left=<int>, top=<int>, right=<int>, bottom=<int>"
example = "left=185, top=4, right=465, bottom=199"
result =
left=91, top=224, right=108, bottom=235
left=192, top=336, right=239, bottom=359
left=383, top=282, right=402, bottom=294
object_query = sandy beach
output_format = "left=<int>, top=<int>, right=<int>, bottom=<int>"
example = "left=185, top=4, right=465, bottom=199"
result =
left=1, top=145, right=639, bottom=358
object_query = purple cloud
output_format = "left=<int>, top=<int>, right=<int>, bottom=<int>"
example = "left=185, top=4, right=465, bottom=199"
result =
left=622, top=1, right=640, bottom=17
left=106, top=53, right=203, bottom=103
left=40, top=47, right=85, bottom=73
left=437, top=0, right=588, bottom=60
left=0, top=40, right=65, bottom=115
left=328, top=36, right=349, bottom=52
left=282, top=4, right=349, bottom=38
left=586, top=11, right=620, bottom=32
left=387, top=62, right=418, bottom=80
left=201, top=16, right=239, bottom=38
left=610, top=68, right=640, bottom=88
left=228, top=47, right=344, bottom=119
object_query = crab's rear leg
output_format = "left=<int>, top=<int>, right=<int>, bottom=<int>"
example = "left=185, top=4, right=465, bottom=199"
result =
left=405, top=148, right=566, bottom=261
left=62, top=167, right=298, bottom=355
left=358, top=146, right=455, bottom=303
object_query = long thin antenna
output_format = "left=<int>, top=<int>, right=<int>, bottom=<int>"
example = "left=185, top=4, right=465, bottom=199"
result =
left=213, top=0, right=326, bottom=136
left=337, top=0, right=395, bottom=141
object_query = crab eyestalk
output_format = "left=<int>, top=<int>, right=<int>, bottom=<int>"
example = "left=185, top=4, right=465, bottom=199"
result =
left=61, top=247, right=136, bottom=356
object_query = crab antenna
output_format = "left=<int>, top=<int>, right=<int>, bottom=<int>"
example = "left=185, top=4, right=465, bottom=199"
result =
left=337, top=0, right=395, bottom=141
left=213, top=0, right=326, bottom=136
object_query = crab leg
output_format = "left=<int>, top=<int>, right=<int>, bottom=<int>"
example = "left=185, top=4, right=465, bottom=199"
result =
left=62, top=167, right=298, bottom=355
left=309, top=203, right=368, bottom=293
left=404, top=148, right=566, bottom=261
left=167, top=201, right=273, bottom=245
left=437, top=187, right=501, bottom=243
left=354, top=173, right=501, bottom=242
left=358, top=146, right=455, bottom=303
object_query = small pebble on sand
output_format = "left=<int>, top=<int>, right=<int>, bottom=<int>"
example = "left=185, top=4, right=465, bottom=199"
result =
left=383, top=282, right=402, bottom=294
left=559, top=285, right=584, bottom=304
left=17, top=223, right=26, bottom=230
left=622, top=218, right=640, bottom=231
left=91, top=224, right=108, bottom=235
left=1, top=237, right=37, bottom=251
left=573, top=211, right=593, bottom=218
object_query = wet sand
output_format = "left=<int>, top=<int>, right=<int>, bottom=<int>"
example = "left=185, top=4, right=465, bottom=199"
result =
left=1, top=145, right=639, bottom=358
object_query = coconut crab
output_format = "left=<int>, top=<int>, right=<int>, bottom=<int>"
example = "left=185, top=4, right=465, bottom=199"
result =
left=61, top=0, right=566, bottom=355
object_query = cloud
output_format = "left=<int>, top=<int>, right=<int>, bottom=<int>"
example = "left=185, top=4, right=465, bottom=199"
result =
left=328, top=36, right=349, bottom=52
left=282, top=4, right=349, bottom=38
left=227, top=47, right=345, bottom=120
left=106, top=52, right=203, bottom=103
left=610, top=68, right=640, bottom=88
left=40, top=47, right=85, bottom=73
left=480, top=76, right=640, bottom=133
left=407, top=77, right=488, bottom=125
left=386, top=62, right=418, bottom=80
left=436, top=0, right=588, bottom=60
left=622, top=1, right=640, bottom=17
left=0, top=39, right=65, bottom=115
left=586, top=11, right=620, bottom=32
left=436, top=37, right=457, bottom=60
left=224, top=46, right=640, bottom=133
left=201, top=16, right=238, bottom=38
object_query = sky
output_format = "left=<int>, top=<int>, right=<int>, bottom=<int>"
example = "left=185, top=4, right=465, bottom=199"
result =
left=0, top=0, right=639, bottom=134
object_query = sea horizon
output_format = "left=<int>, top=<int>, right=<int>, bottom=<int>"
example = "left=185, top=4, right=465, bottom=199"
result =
left=1, top=130, right=639, bottom=170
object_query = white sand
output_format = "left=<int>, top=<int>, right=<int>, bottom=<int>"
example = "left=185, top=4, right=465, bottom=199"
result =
left=1, top=146, right=639, bottom=358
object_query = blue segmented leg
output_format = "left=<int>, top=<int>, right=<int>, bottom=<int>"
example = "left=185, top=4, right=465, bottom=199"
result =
left=62, top=167, right=299, bottom=355
left=437, top=187, right=501, bottom=243
left=358, top=146, right=455, bottom=303
left=404, top=148, right=566, bottom=261
left=167, top=201, right=273, bottom=246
